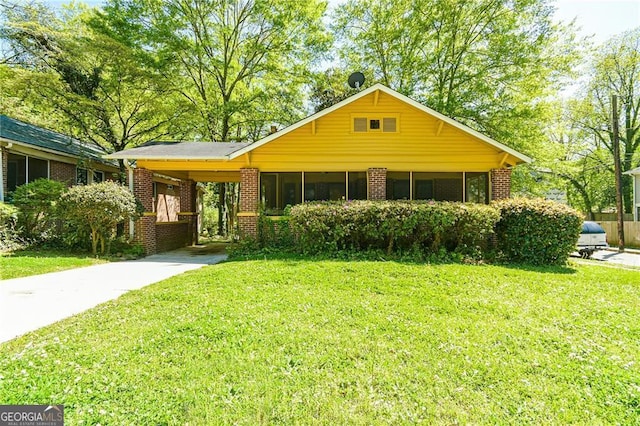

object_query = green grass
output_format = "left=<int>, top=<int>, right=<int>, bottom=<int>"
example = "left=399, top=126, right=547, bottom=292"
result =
left=0, top=249, right=106, bottom=280
left=0, top=258, right=638, bottom=424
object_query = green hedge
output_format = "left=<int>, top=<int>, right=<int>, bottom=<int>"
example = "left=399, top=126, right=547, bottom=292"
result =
left=493, top=198, right=582, bottom=265
left=289, top=200, right=499, bottom=258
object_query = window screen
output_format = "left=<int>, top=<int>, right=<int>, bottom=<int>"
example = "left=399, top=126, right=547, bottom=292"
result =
left=28, top=157, right=48, bottom=182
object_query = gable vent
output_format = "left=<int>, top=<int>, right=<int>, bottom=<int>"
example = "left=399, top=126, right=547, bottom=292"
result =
left=354, top=117, right=367, bottom=132
left=383, top=117, right=396, bottom=132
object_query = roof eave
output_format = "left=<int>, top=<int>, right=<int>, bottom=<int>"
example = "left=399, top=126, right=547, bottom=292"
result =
left=104, top=154, right=232, bottom=161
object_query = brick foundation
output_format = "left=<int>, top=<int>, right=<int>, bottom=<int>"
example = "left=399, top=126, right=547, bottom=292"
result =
left=238, top=168, right=259, bottom=238
left=368, top=168, right=387, bottom=200
left=490, top=168, right=512, bottom=200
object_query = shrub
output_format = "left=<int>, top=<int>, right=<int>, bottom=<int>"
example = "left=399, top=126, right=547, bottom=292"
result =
left=59, top=181, right=138, bottom=255
left=289, top=200, right=499, bottom=259
left=11, top=179, right=66, bottom=240
left=257, top=215, right=295, bottom=250
left=493, top=198, right=582, bottom=265
left=0, top=202, right=21, bottom=251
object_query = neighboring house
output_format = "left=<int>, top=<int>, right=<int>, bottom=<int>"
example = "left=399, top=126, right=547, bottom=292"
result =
left=0, top=115, right=119, bottom=202
left=109, top=84, right=532, bottom=254
left=625, top=166, right=640, bottom=221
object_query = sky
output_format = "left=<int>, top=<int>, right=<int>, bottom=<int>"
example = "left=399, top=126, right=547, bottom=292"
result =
left=553, top=0, right=640, bottom=43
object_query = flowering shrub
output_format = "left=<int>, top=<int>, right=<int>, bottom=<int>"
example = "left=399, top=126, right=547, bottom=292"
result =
left=289, top=200, right=499, bottom=258
left=493, top=198, right=582, bottom=265
left=59, top=181, right=138, bottom=255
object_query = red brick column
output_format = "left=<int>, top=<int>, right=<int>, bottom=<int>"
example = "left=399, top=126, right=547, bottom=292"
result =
left=368, top=168, right=387, bottom=200
left=1, top=147, right=7, bottom=200
left=491, top=168, right=512, bottom=200
left=178, top=179, right=198, bottom=245
left=132, top=168, right=156, bottom=255
left=49, top=161, right=76, bottom=187
left=238, top=168, right=259, bottom=238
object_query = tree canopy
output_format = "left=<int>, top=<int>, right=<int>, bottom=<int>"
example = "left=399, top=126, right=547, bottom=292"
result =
left=1, top=0, right=638, bottom=221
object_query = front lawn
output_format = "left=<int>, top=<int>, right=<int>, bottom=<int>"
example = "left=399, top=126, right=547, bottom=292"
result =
left=0, top=259, right=638, bottom=424
left=0, top=249, right=107, bottom=280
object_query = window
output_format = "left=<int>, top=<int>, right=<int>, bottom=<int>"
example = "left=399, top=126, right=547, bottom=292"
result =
left=77, top=168, right=105, bottom=185
left=7, top=153, right=49, bottom=192
left=260, top=172, right=302, bottom=214
left=352, top=115, right=398, bottom=132
left=7, top=154, right=26, bottom=192
left=77, top=168, right=88, bottom=185
left=413, top=172, right=463, bottom=201
left=348, top=172, right=367, bottom=200
left=387, top=172, right=410, bottom=200
left=304, top=172, right=346, bottom=202
left=260, top=172, right=368, bottom=213
left=466, top=172, right=488, bottom=204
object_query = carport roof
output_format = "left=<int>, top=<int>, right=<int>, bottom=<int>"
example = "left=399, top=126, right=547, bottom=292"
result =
left=106, top=141, right=252, bottom=160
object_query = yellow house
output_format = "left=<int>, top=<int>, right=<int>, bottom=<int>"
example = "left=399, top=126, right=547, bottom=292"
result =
left=109, top=84, right=531, bottom=253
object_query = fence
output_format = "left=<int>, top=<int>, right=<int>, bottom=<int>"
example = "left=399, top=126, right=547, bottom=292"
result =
left=598, top=221, right=640, bottom=247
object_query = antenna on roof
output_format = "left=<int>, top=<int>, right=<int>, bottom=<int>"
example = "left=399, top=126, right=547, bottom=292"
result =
left=348, top=72, right=365, bottom=90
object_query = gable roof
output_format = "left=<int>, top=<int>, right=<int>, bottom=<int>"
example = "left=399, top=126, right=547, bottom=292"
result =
left=229, top=83, right=531, bottom=163
left=0, top=115, right=112, bottom=164
left=107, top=141, right=251, bottom=160
left=105, top=83, right=531, bottom=164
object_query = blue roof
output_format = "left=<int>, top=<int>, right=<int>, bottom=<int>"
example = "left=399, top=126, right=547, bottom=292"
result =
left=0, top=115, right=113, bottom=165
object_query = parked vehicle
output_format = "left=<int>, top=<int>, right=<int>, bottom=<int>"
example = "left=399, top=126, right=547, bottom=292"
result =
left=577, top=221, right=608, bottom=258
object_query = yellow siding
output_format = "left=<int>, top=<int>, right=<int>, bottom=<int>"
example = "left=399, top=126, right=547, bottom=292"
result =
left=248, top=90, right=516, bottom=172
left=138, top=90, right=517, bottom=180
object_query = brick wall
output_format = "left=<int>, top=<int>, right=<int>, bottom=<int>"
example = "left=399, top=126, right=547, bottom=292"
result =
left=1, top=147, right=7, bottom=199
left=491, top=168, right=512, bottom=200
left=368, top=168, right=387, bottom=200
left=132, top=168, right=156, bottom=254
left=49, top=160, right=76, bottom=187
left=180, top=180, right=196, bottom=212
left=155, top=221, right=189, bottom=253
left=239, top=168, right=259, bottom=238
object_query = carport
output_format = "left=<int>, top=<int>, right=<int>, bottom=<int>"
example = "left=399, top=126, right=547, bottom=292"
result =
left=107, top=141, right=253, bottom=255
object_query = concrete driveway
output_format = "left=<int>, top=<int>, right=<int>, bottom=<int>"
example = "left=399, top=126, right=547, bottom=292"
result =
left=0, top=246, right=227, bottom=344
left=576, top=248, right=640, bottom=268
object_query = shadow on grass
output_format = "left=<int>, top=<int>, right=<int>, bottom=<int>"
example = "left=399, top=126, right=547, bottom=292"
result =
left=226, top=250, right=578, bottom=275
left=0, top=248, right=95, bottom=259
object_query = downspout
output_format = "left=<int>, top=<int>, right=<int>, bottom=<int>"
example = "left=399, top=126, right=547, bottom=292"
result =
left=125, top=160, right=135, bottom=240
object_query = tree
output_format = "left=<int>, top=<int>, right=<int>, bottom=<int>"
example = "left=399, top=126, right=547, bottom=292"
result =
left=332, top=0, right=578, bottom=159
left=59, top=181, right=138, bottom=255
left=0, top=2, right=185, bottom=176
left=97, top=0, right=329, bottom=234
left=571, top=29, right=640, bottom=213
